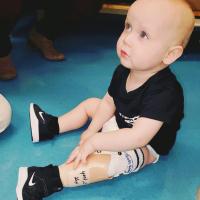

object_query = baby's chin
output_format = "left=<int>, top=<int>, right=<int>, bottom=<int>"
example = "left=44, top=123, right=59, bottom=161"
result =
left=118, top=56, right=130, bottom=67
left=119, top=61, right=133, bottom=69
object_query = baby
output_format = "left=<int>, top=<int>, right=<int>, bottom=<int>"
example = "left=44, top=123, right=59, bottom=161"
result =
left=16, top=0, right=195, bottom=199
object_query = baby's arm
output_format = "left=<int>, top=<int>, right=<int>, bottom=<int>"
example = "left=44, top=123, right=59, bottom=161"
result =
left=68, top=117, right=163, bottom=168
left=92, top=117, right=163, bottom=151
left=80, top=92, right=115, bottom=142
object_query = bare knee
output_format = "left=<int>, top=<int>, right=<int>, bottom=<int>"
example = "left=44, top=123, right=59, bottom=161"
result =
left=81, top=98, right=101, bottom=118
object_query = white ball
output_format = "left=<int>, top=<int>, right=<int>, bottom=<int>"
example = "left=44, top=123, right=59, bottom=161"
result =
left=0, top=94, right=12, bottom=133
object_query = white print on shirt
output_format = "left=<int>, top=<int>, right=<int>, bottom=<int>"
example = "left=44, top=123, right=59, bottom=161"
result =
left=119, top=112, right=140, bottom=126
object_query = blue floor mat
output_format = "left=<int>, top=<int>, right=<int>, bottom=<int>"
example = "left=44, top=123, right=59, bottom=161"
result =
left=0, top=14, right=200, bottom=200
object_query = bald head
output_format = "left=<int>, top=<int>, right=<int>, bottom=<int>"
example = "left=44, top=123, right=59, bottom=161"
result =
left=129, top=0, right=195, bottom=48
left=166, top=0, right=195, bottom=48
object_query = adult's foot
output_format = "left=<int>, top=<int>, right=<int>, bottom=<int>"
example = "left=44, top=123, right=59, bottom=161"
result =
left=0, top=55, right=17, bottom=80
left=28, top=29, right=65, bottom=61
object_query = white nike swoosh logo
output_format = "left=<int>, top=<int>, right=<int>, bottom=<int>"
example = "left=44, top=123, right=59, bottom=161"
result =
left=39, top=111, right=45, bottom=122
left=28, top=172, right=36, bottom=186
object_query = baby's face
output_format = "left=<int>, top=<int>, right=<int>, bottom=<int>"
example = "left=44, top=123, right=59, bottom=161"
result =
left=117, top=0, right=184, bottom=70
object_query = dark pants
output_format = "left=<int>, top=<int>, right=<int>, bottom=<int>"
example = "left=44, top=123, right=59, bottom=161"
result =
left=23, top=0, right=71, bottom=40
left=0, top=0, right=72, bottom=57
left=0, top=0, right=21, bottom=57
left=0, top=0, right=103, bottom=57
left=0, top=20, right=16, bottom=57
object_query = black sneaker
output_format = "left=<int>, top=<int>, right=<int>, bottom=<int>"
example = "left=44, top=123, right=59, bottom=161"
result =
left=16, top=165, right=63, bottom=200
left=29, top=103, right=59, bottom=142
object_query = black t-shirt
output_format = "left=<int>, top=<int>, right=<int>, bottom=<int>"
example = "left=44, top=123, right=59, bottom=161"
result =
left=108, top=65, right=184, bottom=155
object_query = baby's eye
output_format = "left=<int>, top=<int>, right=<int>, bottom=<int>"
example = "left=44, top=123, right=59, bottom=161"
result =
left=140, top=31, right=148, bottom=39
left=125, top=22, right=132, bottom=32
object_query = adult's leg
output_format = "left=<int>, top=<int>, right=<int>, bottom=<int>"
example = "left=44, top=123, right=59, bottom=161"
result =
left=0, top=22, right=13, bottom=58
left=37, top=0, right=103, bottom=39
left=0, top=19, right=17, bottom=80
left=27, top=0, right=65, bottom=61
left=0, top=5, right=20, bottom=80
left=28, top=0, right=104, bottom=61
left=36, top=0, right=70, bottom=41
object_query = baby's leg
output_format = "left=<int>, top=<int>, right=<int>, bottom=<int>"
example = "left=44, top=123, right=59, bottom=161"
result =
left=30, top=98, right=100, bottom=142
left=59, top=146, right=157, bottom=187
left=59, top=154, right=111, bottom=187
left=59, top=98, right=101, bottom=133
left=16, top=147, right=157, bottom=199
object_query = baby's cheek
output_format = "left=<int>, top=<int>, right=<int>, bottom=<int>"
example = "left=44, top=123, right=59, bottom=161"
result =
left=116, top=44, right=121, bottom=58
left=116, top=39, right=121, bottom=51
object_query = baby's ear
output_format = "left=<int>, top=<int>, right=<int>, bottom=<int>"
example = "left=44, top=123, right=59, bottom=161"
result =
left=163, top=46, right=183, bottom=65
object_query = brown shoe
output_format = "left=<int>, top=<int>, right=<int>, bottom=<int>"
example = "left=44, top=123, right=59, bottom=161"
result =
left=0, top=56, right=17, bottom=80
left=28, top=29, right=65, bottom=61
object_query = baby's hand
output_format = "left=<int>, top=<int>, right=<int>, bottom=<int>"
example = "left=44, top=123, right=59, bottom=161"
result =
left=79, top=130, right=96, bottom=145
left=66, top=137, right=96, bottom=169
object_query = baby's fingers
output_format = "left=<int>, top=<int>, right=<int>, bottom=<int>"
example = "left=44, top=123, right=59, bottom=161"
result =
left=66, top=147, right=79, bottom=164
left=73, top=153, right=82, bottom=169
left=81, top=153, right=88, bottom=165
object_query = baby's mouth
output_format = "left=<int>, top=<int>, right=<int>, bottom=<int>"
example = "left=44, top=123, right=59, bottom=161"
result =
left=120, top=50, right=128, bottom=58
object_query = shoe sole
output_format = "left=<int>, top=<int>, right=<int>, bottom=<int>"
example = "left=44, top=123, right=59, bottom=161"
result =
left=30, top=103, right=39, bottom=142
left=16, top=167, right=28, bottom=200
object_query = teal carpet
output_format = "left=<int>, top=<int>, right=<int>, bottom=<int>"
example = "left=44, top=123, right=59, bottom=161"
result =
left=0, top=14, right=200, bottom=200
